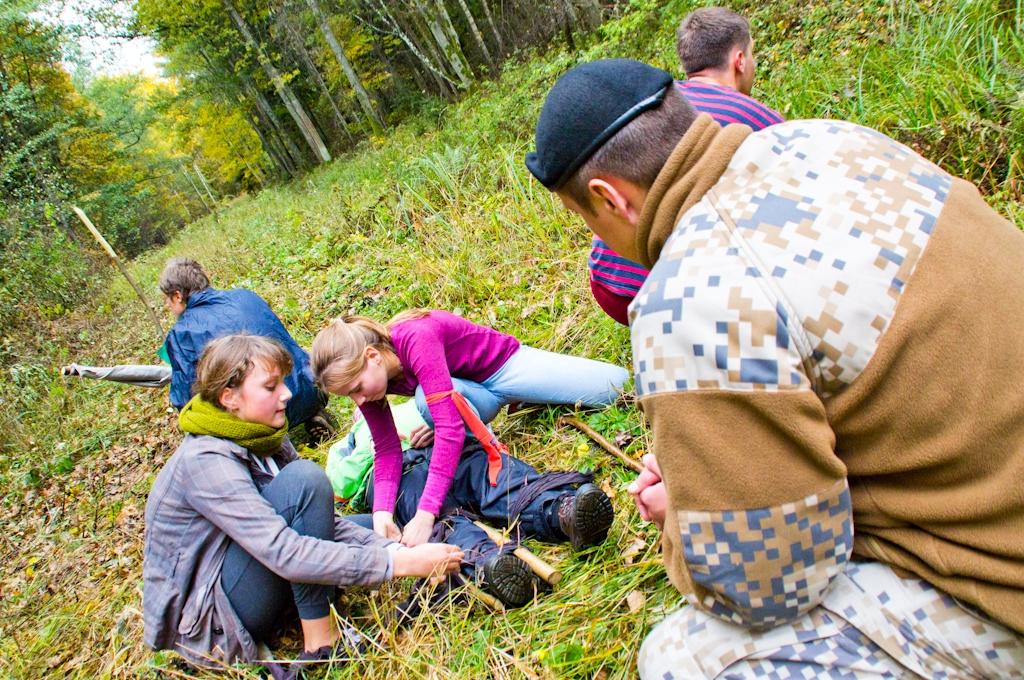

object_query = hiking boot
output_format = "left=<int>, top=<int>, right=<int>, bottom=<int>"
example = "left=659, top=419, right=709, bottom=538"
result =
left=305, top=408, right=337, bottom=446
left=558, top=483, right=614, bottom=552
left=476, top=552, right=536, bottom=608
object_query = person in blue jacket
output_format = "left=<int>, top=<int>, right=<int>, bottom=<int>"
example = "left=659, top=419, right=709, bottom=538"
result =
left=159, top=257, right=335, bottom=442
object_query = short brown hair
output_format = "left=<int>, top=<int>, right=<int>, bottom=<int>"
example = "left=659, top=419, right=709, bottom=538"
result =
left=560, top=86, right=697, bottom=211
left=676, top=7, right=751, bottom=74
left=159, top=257, right=210, bottom=304
left=194, top=334, right=293, bottom=408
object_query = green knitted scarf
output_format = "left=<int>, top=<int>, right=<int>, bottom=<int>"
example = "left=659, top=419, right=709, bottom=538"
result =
left=179, top=395, right=287, bottom=454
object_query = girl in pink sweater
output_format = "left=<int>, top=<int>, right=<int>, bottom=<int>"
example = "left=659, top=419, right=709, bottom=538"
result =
left=311, top=310, right=627, bottom=547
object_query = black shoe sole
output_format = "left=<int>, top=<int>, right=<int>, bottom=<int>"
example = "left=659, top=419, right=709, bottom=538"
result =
left=570, top=484, right=614, bottom=551
left=480, top=553, right=535, bottom=608
left=305, top=411, right=337, bottom=445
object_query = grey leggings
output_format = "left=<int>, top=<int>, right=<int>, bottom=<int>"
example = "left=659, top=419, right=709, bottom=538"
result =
left=220, top=460, right=336, bottom=641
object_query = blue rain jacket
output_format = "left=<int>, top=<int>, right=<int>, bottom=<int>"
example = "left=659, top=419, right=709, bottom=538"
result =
left=164, top=288, right=321, bottom=425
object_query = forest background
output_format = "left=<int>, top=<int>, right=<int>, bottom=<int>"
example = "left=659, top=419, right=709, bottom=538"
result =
left=1, top=0, right=1022, bottom=677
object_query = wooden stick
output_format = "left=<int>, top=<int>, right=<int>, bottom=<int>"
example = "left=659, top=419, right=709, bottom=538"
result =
left=463, top=581, right=505, bottom=612
left=71, top=206, right=164, bottom=340
left=473, top=520, right=562, bottom=586
left=559, top=415, right=644, bottom=473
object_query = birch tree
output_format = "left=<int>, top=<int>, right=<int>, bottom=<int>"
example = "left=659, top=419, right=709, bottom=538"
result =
left=453, top=0, right=494, bottom=70
left=304, top=0, right=384, bottom=133
left=222, top=0, right=331, bottom=163
left=192, top=158, right=217, bottom=203
left=416, top=0, right=472, bottom=86
left=246, top=109, right=295, bottom=178
left=243, top=77, right=309, bottom=171
left=369, top=0, right=458, bottom=96
left=477, top=0, right=505, bottom=57
left=277, top=11, right=356, bottom=142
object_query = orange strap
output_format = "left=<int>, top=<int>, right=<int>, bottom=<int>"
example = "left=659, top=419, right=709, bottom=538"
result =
left=425, top=390, right=504, bottom=486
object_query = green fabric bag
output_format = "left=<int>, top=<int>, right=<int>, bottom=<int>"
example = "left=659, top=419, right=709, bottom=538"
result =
left=325, top=400, right=427, bottom=509
left=157, top=340, right=171, bottom=365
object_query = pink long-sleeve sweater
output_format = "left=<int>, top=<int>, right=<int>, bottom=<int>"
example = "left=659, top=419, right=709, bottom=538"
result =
left=359, top=311, right=519, bottom=515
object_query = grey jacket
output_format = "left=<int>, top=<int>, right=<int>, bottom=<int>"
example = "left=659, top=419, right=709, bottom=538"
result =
left=143, top=434, right=393, bottom=667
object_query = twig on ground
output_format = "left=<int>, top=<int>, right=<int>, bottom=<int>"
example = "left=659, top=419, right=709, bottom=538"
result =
left=559, top=416, right=643, bottom=473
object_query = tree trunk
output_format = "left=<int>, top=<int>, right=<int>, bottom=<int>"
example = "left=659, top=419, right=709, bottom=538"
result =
left=192, top=160, right=218, bottom=204
left=304, top=0, right=384, bottom=133
left=409, top=8, right=455, bottom=88
left=368, top=37, right=403, bottom=106
left=452, top=0, right=494, bottom=71
left=577, top=0, right=603, bottom=30
left=282, top=16, right=355, bottom=142
left=195, top=43, right=289, bottom=168
left=223, top=133, right=266, bottom=188
left=180, top=163, right=212, bottom=212
left=71, top=206, right=165, bottom=339
left=417, top=0, right=472, bottom=87
left=405, top=54, right=430, bottom=92
left=247, top=110, right=293, bottom=179
left=272, top=138, right=295, bottom=177
left=477, top=0, right=505, bottom=57
left=13, top=24, right=39, bottom=110
left=246, top=78, right=309, bottom=171
left=375, top=0, right=456, bottom=96
left=433, top=0, right=474, bottom=79
left=223, top=0, right=331, bottom=163
left=267, top=134, right=295, bottom=179
left=172, top=189, right=194, bottom=222
left=562, top=1, right=578, bottom=52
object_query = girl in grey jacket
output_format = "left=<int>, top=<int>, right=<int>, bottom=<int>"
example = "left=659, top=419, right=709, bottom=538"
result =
left=143, top=334, right=463, bottom=671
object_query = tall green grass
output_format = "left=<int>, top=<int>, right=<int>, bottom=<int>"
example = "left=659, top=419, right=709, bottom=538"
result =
left=0, top=0, right=1021, bottom=677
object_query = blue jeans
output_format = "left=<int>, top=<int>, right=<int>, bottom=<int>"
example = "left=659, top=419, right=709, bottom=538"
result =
left=413, top=345, right=628, bottom=426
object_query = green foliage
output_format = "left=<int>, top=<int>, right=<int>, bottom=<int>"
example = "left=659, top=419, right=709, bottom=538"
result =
left=0, top=5, right=270, bottom=376
left=0, top=11, right=99, bottom=364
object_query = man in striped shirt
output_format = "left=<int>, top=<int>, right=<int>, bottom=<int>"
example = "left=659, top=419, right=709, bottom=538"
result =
left=589, top=7, right=784, bottom=325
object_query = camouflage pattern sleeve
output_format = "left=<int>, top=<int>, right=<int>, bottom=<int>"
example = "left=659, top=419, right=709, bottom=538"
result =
left=634, top=260, right=854, bottom=627
left=630, top=120, right=953, bottom=628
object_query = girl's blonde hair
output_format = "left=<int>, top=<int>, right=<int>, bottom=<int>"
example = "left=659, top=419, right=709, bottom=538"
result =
left=194, top=334, right=293, bottom=408
left=311, top=310, right=430, bottom=393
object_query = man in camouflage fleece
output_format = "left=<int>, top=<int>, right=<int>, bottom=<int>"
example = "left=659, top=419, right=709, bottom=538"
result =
left=526, top=58, right=1024, bottom=678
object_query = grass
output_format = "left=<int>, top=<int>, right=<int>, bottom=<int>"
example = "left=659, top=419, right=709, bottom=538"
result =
left=0, top=0, right=1022, bottom=677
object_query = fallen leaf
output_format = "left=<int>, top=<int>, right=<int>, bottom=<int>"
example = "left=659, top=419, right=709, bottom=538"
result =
left=600, top=478, right=616, bottom=499
left=46, top=651, right=70, bottom=669
left=620, top=537, right=646, bottom=565
left=626, top=590, right=646, bottom=613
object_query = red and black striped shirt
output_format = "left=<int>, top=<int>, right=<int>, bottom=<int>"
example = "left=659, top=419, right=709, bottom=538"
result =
left=589, top=80, right=784, bottom=323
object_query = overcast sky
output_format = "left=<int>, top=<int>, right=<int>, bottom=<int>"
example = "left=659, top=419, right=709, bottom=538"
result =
left=40, top=0, right=163, bottom=78
left=89, top=35, right=162, bottom=77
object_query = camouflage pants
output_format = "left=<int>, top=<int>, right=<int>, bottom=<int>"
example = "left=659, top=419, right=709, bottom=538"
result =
left=639, top=561, right=1024, bottom=679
